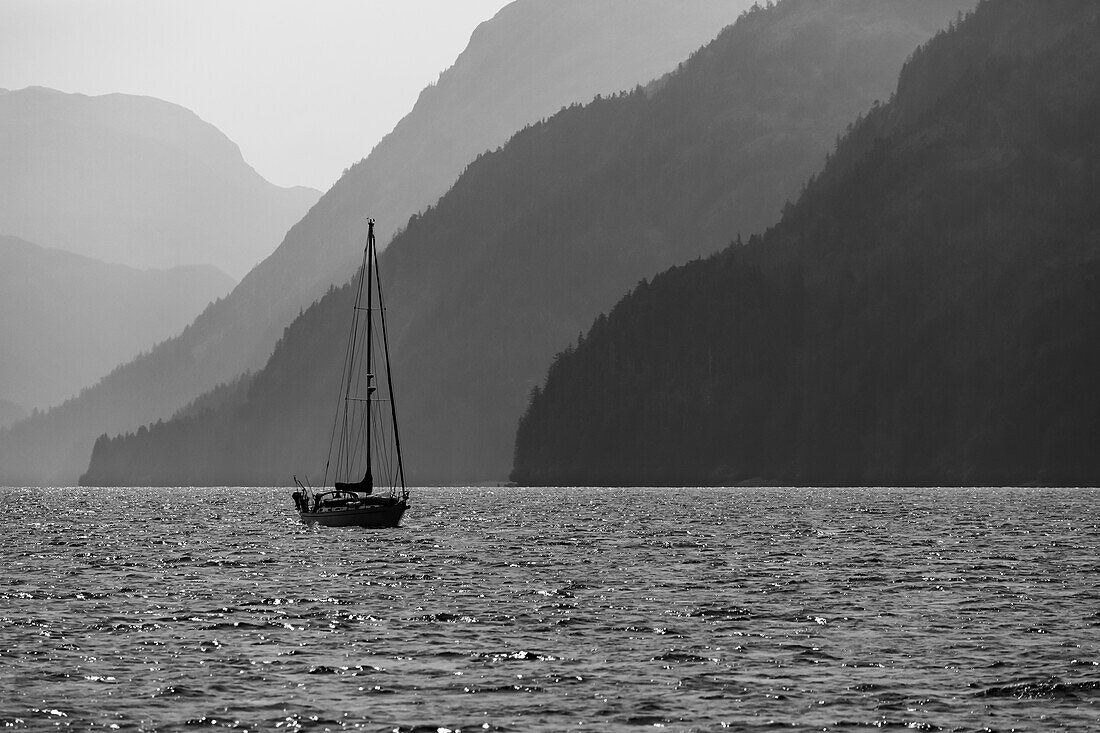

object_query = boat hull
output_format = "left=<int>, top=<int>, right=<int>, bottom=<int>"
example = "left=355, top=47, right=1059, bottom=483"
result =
left=299, top=500, right=407, bottom=528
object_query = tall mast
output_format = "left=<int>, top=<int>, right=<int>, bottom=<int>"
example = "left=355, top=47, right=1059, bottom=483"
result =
left=364, top=218, right=375, bottom=490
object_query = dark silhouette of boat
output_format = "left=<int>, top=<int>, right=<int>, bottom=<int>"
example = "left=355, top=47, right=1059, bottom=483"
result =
left=292, top=219, right=408, bottom=527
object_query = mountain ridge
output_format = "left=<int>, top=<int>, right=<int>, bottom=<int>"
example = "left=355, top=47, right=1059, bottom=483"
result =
left=0, top=86, right=319, bottom=276
left=0, top=234, right=235, bottom=413
left=80, top=0, right=975, bottom=487
left=510, top=0, right=1100, bottom=487
left=1, top=0, right=754, bottom=486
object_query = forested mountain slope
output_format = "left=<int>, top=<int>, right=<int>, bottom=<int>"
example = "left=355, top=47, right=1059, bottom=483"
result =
left=0, top=87, right=318, bottom=277
left=511, top=0, right=1100, bottom=487
left=1, top=0, right=748, bottom=487
left=0, top=236, right=234, bottom=412
left=81, top=0, right=973, bottom=487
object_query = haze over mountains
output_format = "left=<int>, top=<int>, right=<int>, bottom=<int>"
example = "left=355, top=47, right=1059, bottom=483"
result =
left=511, top=0, right=1100, bottom=486
left=0, top=235, right=234, bottom=412
left=80, top=0, right=975, bottom=487
left=0, top=0, right=755, bottom=486
left=0, top=398, right=28, bottom=431
left=0, top=87, right=319, bottom=277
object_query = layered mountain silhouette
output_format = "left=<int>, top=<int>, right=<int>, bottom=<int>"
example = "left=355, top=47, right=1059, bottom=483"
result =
left=0, top=87, right=319, bottom=277
left=80, top=0, right=973, bottom=487
left=2, top=0, right=754, bottom=486
left=511, top=0, right=1100, bottom=486
left=0, top=235, right=234, bottom=412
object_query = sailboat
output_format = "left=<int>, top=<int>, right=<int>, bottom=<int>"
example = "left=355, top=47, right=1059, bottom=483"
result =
left=292, top=219, right=409, bottom=527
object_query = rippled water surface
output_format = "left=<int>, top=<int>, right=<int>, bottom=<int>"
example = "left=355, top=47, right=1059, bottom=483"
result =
left=2, top=487, right=1099, bottom=731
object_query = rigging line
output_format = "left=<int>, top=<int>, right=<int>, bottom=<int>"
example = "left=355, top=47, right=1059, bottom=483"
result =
left=341, top=402, right=357, bottom=482
left=325, top=274, right=361, bottom=488
left=372, top=401, right=397, bottom=491
left=379, top=430, right=396, bottom=495
left=367, top=298, right=391, bottom=489
left=347, top=403, right=363, bottom=479
left=382, top=415, right=395, bottom=487
left=370, top=408, right=384, bottom=487
left=373, top=237, right=407, bottom=494
left=328, top=234, right=370, bottom=487
left=380, top=427, right=395, bottom=492
left=344, top=328, right=358, bottom=482
left=373, top=398, right=393, bottom=486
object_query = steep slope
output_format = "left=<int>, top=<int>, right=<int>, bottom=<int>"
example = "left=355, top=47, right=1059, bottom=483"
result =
left=0, top=236, right=235, bottom=411
left=1, top=0, right=753, bottom=486
left=511, top=0, right=1100, bottom=486
left=0, top=399, right=28, bottom=431
left=81, top=0, right=974, bottom=487
left=0, top=87, right=319, bottom=277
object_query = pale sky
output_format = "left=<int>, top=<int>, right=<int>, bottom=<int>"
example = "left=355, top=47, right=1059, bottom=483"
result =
left=0, top=0, right=514, bottom=191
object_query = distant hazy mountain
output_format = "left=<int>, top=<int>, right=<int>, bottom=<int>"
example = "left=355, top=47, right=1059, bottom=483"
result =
left=2, top=0, right=753, bottom=486
left=0, top=86, right=319, bottom=277
left=0, top=235, right=235, bottom=411
left=510, top=0, right=1100, bottom=486
left=80, top=0, right=973, bottom=487
left=0, top=398, right=28, bottom=431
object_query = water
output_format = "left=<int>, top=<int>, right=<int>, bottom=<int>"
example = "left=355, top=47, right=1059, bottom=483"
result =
left=1, top=487, right=1098, bottom=732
